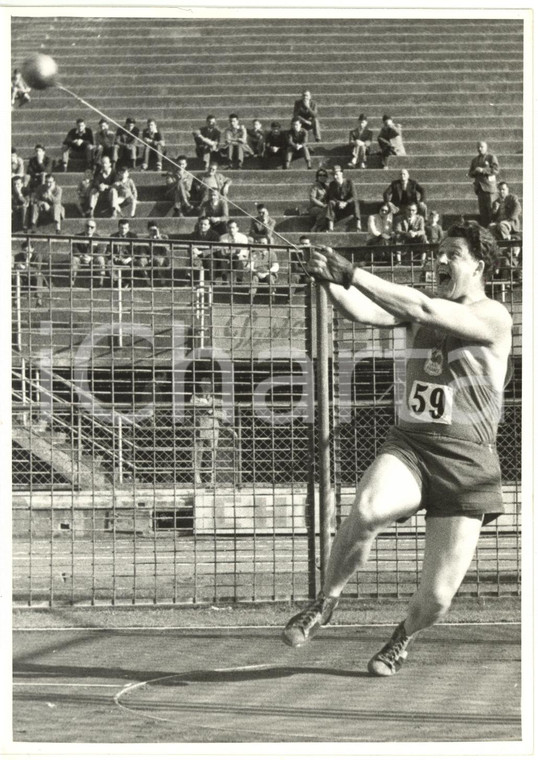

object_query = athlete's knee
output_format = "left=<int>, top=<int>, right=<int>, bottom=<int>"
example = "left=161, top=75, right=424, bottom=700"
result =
left=412, top=584, right=455, bottom=625
left=352, top=487, right=387, bottom=534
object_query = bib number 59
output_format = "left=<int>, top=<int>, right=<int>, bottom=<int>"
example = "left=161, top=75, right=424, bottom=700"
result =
left=409, top=381, right=453, bottom=424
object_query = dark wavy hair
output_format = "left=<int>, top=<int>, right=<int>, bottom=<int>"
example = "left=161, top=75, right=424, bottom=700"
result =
left=444, top=219, right=499, bottom=279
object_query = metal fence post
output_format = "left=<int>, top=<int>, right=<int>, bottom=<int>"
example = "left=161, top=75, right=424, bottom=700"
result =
left=316, top=283, right=332, bottom=588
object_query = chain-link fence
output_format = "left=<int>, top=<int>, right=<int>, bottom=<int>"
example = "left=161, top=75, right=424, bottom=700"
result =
left=12, top=235, right=522, bottom=605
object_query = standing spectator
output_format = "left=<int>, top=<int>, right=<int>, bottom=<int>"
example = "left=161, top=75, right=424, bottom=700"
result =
left=292, top=89, right=321, bottom=142
left=12, top=176, right=29, bottom=231
left=247, top=119, right=265, bottom=157
left=113, top=117, right=140, bottom=169
left=89, top=155, right=116, bottom=217
left=29, top=174, right=65, bottom=234
left=218, top=220, right=250, bottom=283
left=308, top=168, right=329, bottom=231
left=141, top=118, right=165, bottom=171
left=263, top=121, right=287, bottom=169
left=383, top=169, right=427, bottom=218
left=285, top=118, right=312, bottom=169
left=425, top=210, right=444, bottom=245
left=366, top=203, right=396, bottom=247
left=76, top=168, right=95, bottom=217
left=396, top=203, right=428, bottom=263
left=190, top=377, right=226, bottom=486
left=93, top=118, right=116, bottom=168
left=137, top=220, right=170, bottom=287
left=108, top=219, right=139, bottom=287
left=377, top=114, right=406, bottom=169
left=11, top=148, right=25, bottom=179
left=247, top=236, right=279, bottom=299
left=191, top=216, right=221, bottom=282
left=11, top=69, right=31, bottom=107
left=348, top=114, right=373, bottom=168
left=165, top=155, right=194, bottom=216
left=12, top=241, right=44, bottom=307
left=61, top=118, right=94, bottom=172
left=249, top=203, right=276, bottom=244
left=109, top=166, right=138, bottom=218
left=468, top=140, right=499, bottom=227
left=26, top=145, right=52, bottom=191
left=489, top=181, right=521, bottom=241
left=193, top=115, right=221, bottom=170
left=326, top=165, right=361, bottom=232
left=71, top=219, right=107, bottom=288
left=195, top=161, right=232, bottom=204
left=198, top=189, right=229, bottom=236
left=224, top=113, right=253, bottom=169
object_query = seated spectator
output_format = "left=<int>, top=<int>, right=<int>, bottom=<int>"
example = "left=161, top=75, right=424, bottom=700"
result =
left=89, top=155, right=116, bottom=217
left=26, top=145, right=52, bottom=191
left=11, top=68, right=31, bottom=107
left=326, top=165, right=361, bottom=232
left=246, top=236, right=279, bottom=299
left=425, top=210, right=444, bottom=244
left=165, top=155, right=195, bottom=216
left=110, top=167, right=138, bottom=218
left=195, top=161, right=232, bottom=204
left=113, top=117, right=140, bottom=169
left=192, top=216, right=221, bottom=282
left=489, top=181, right=521, bottom=240
left=76, top=168, right=94, bottom=217
left=308, top=167, right=329, bottom=231
left=247, top=119, right=265, bottom=157
left=71, top=219, right=107, bottom=287
left=263, top=121, right=287, bottom=169
left=93, top=118, right=116, bottom=168
left=11, top=148, right=25, bottom=179
left=292, top=89, right=321, bottom=142
left=377, top=114, right=406, bottom=169
left=141, top=118, right=165, bottom=171
left=383, top=168, right=427, bottom=218
left=348, top=114, right=373, bottom=168
left=193, top=114, right=221, bottom=170
left=223, top=113, right=253, bottom=169
left=291, top=235, right=312, bottom=284
left=61, top=118, right=94, bottom=171
left=396, top=203, right=428, bottom=263
left=29, top=174, right=65, bottom=234
left=285, top=119, right=312, bottom=169
left=137, top=220, right=170, bottom=287
left=108, top=219, right=139, bottom=287
left=12, top=241, right=44, bottom=307
left=249, top=203, right=276, bottom=244
left=198, top=189, right=229, bottom=236
left=12, top=175, right=29, bottom=231
left=366, top=204, right=396, bottom=247
left=218, top=220, right=250, bottom=283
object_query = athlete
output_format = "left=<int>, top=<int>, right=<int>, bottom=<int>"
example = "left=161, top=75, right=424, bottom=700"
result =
left=282, top=220, right=512, bottom=675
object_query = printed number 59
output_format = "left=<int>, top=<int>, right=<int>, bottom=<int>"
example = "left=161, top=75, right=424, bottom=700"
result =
left=410, top=382, right=446, bottom=420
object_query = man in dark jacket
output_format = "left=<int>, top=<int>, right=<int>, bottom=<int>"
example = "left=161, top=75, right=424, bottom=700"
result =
left=383, top=169, right=427, bottom=218
left=326, top=165, right=361, bottom=232
left=468, top=140, right=499, bottom=227
left=292, top=90, right=321, bottom=142
left=61, top=118, right=94, bottom=171
left=348, top=114, right=373, bottom=168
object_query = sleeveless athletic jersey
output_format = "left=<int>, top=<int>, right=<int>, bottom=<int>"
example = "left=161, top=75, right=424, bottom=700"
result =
left=396, top=326, right=503, bottom=445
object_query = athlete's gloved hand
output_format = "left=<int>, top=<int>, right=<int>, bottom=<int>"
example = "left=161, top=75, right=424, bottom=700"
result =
left=307, top=245, right=356, bottom=289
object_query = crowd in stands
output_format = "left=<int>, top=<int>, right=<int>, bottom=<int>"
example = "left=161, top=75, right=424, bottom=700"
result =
left=11, top=81, right=522, bottom=287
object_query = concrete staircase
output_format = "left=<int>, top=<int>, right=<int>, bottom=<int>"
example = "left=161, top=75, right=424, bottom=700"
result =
left=12, top=16, right=523, bottom=246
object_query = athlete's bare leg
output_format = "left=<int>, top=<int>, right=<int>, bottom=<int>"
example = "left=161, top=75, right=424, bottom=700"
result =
left=322, top=453, right=422, bottom=598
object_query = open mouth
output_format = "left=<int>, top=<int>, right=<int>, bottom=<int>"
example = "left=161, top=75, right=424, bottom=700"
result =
left=438, top=272, right=451, bottom=284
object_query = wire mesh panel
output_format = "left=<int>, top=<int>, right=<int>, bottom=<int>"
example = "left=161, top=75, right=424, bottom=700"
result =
left=332, top=242, right=522, bottom=599
left=12, top=234, right=315, bottom=605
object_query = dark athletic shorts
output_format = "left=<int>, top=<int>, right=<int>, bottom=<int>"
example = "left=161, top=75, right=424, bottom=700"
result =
left=379, top=426, right=505, bottom=525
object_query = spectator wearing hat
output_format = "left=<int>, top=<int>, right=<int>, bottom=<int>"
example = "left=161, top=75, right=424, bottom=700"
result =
left=263, top=121, right=287, bottom=169
left=292, top=90, right=321, bottom=142
left=26, top=144, right=52, bottom=191
left=249, top=204, right=276, bottom=244
left=29, top=174, right=65, bottom=234
left=285, top=119, right=312, bottom=169
left=198, top=189, right=229, bottom=236
left=93, top=118, right=116, bottom=168
left=308, top=168, right=330, bottom=231
left=348, top=114, right=373, bottom=168
left=12, top=175, right=29, bottom=231
left=468, top=140, right=499, bottom=227
left=61, top=118, right=94, bottom=171
left=383, top=169, right=427, bottom=218
left=11, top=148, right=25, bottom=179
left=141, top=118, right=166, bottom=171
left=71, top=219, right=107, bottom=287
left=193, top=115, right=222, bottom=170
left=224, top=114, right=253, bottom=169
left=366, top=203, right=396, bottom=247
left=113, top=117, right=140, bottom=169
left=326, top=165, right=361, bottom=232
left=377, top=115, right=406, bottom=169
